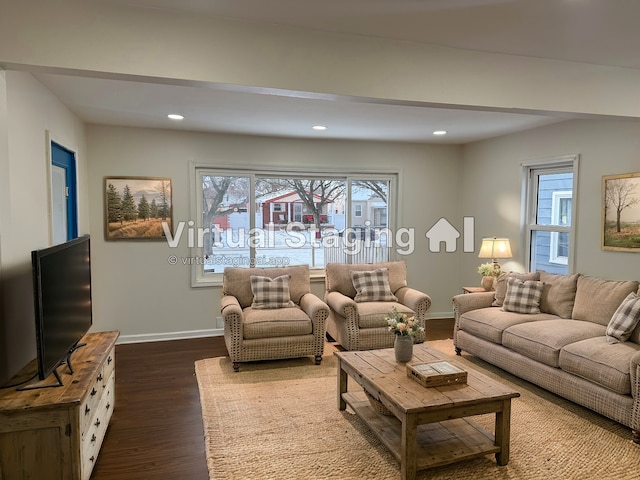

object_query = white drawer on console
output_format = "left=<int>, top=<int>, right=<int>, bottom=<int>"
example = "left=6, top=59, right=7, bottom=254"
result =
left=80, top=370, right=115, bottom=480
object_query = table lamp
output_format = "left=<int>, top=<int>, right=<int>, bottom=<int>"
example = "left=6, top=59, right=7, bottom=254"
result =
left=478, top=237, right=512, bottom=274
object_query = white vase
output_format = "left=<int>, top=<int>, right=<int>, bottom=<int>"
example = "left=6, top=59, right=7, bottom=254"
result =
left=394, top=335, right=414, bottom=363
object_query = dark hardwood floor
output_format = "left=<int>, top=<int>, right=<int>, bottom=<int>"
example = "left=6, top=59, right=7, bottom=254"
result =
left=91, top=318, right=454, bottom=480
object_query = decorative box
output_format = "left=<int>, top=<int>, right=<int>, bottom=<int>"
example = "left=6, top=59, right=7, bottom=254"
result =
left=407, top=361, right=467, bottom=388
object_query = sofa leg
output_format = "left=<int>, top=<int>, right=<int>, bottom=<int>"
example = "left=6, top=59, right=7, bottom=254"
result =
left=232, top=362, right=240, bottom=372
left=315, top=355, right=322, bottom=365
left=633, top=429, right=640, bottom=444
left=455, top=347, right=462, bottom=356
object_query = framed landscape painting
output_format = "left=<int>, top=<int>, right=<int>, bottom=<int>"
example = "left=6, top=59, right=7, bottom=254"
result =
left=104, top=176, right=172, bottom=240
left=602, top=172, right=640, bottom=252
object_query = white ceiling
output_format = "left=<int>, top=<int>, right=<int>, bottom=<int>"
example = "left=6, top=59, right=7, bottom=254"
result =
left=34, top=0, right=640, bottom=144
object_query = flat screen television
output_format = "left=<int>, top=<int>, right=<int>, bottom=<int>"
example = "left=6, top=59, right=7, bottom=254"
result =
left=31, top=235, right=93, bottom=385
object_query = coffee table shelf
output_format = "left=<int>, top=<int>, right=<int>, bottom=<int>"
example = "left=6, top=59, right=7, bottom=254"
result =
left=343, top=391, right=500, bottom=469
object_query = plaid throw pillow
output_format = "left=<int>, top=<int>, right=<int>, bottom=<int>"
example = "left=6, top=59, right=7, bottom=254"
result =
left=351, top=268, right=397, bottom=303
left=606, top=292, right=640, bottom=344
left=250, top=275, right=295, bottom=309
left=502, top=277, right=544, bottom=314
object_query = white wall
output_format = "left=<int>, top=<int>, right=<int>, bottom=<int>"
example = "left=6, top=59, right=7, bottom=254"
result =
left=86, top=125, right=462, bottom=341
left=460, top=118, right=640, bottom=288
left=0, top=72, right=87, bottom=384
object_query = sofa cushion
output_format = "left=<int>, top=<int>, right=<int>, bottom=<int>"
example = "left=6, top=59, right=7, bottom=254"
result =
left=325, top=261, right=407, bottom=298
left=502, top=278, right=544, bottom=314
left=502, top=320, right=606, bottom=367
left=539, top=271, right=580, bottom=319
left=351, top=268, right=398, bottom=303
left=572, top=276, right=639, bottom=326
left=459, top=307, right=558, bottom=344
left=242, top=306, right=312, bottom=339
left=559, top=337, right=640, bottom=395
left=493, top=271, right=540, bottom=307
left=357, top=302, right=415, bottom=329
left=250, top=275, right=295, bottom=309
left=606, top=292, right=640, bottom=343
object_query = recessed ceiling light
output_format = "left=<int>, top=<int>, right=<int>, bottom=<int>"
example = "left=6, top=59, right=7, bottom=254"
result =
left=167, top=114, right=184, bottom=120
left=433, top=130, right=447, bottom=136
left=312, top=125, right=327, bottom=131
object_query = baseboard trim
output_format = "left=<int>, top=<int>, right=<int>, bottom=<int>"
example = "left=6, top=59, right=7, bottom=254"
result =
left=116, top=328, right=224, bottom=344
left=114, top=314, right=452, bottom=344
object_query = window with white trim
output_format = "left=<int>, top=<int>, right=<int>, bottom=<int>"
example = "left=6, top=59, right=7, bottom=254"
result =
left=191, top=165, right=396, bottom=286
left=523, top=156, right=579, bottom=275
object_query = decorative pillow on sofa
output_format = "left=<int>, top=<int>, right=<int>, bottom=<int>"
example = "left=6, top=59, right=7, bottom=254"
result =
left=351, top=268, right=398, bottom=302
left=250, top=275, right=295, bottom=309
left=539, top=271, right=580, bottom=319
left=606, top=292, right=640, bottom=343
left=502, top=277, right=544, bottom=314
left=572, top=276, right=639, bottom=326
left=493, top=271, right=540, bottom=307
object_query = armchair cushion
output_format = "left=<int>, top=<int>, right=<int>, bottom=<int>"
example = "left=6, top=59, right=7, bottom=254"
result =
left=250, top=274, right=295, bottom=309
left=357, top=302, right=415, bottom=328
left=351, top=268, right=397, bottom=302
left=242, top=306, right=312, bottom=339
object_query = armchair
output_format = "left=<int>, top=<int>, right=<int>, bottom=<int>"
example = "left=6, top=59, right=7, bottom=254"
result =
left=324, top=261, right=431, bottom=351
left=221, top=265, right=329, bottom=371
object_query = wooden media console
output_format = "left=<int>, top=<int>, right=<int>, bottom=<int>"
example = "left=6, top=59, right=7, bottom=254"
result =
left=0, top=331, right=119, bottom=480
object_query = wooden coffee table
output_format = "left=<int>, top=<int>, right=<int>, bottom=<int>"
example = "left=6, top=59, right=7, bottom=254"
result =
left=335, top=344, right=520, bottom=480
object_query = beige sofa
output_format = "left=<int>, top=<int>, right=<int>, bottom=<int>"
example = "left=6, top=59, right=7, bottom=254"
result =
left=453, top=271, right=640, bottom=443
left=324, top=261, right=431, bottom=350
left=221, top=265, right=329, bottom=371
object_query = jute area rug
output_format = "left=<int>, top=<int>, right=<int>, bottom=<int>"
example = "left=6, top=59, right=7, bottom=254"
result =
left=195, top=340, right=639, bottom=480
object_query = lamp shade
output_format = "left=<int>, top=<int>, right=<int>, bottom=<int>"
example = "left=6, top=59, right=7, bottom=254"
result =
left=478, top=237, right=512, bottom=259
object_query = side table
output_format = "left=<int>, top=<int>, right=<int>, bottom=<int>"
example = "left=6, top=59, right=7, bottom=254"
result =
left=462, top=286, right=489, bottom=294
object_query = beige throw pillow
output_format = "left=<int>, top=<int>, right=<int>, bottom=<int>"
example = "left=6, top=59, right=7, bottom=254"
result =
left=351, top=268, right=398, bottom=303
left=250, top=275, right=295, bottom=309
left=539, top=271, right=580, bottom=318
left=572, top=276, right=639, bottom=326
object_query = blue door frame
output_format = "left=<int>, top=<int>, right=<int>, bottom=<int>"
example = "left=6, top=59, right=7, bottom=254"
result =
left=51, top=142, right=78, bottom=241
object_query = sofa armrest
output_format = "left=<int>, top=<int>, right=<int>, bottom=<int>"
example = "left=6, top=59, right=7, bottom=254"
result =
left=631, top=350, right=640, bottom=433
left=325, top=291, right=358, bottom=318
left=221, top=294, right=242, bottom=317
left=299, top=293, right=330, bottom=330
left=452, top=291, right=496, bottom=346
left=394, top=286, right=431, bottom=319
left=631, top=350, right=640, bottom=399
left=220, top=295, right=243, bottom=351
left=452, top=292, right=495, bottom=318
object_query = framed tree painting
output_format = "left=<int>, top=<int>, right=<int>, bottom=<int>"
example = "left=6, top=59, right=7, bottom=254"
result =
left=104, top=176, right=173, bottom=240
left=602, top=172, right=640, bottom=251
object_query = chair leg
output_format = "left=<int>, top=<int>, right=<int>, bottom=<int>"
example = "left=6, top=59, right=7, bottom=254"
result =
left=233, top=362, right=240, bottom=372
left=315, top=355, right=322, bottom=365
